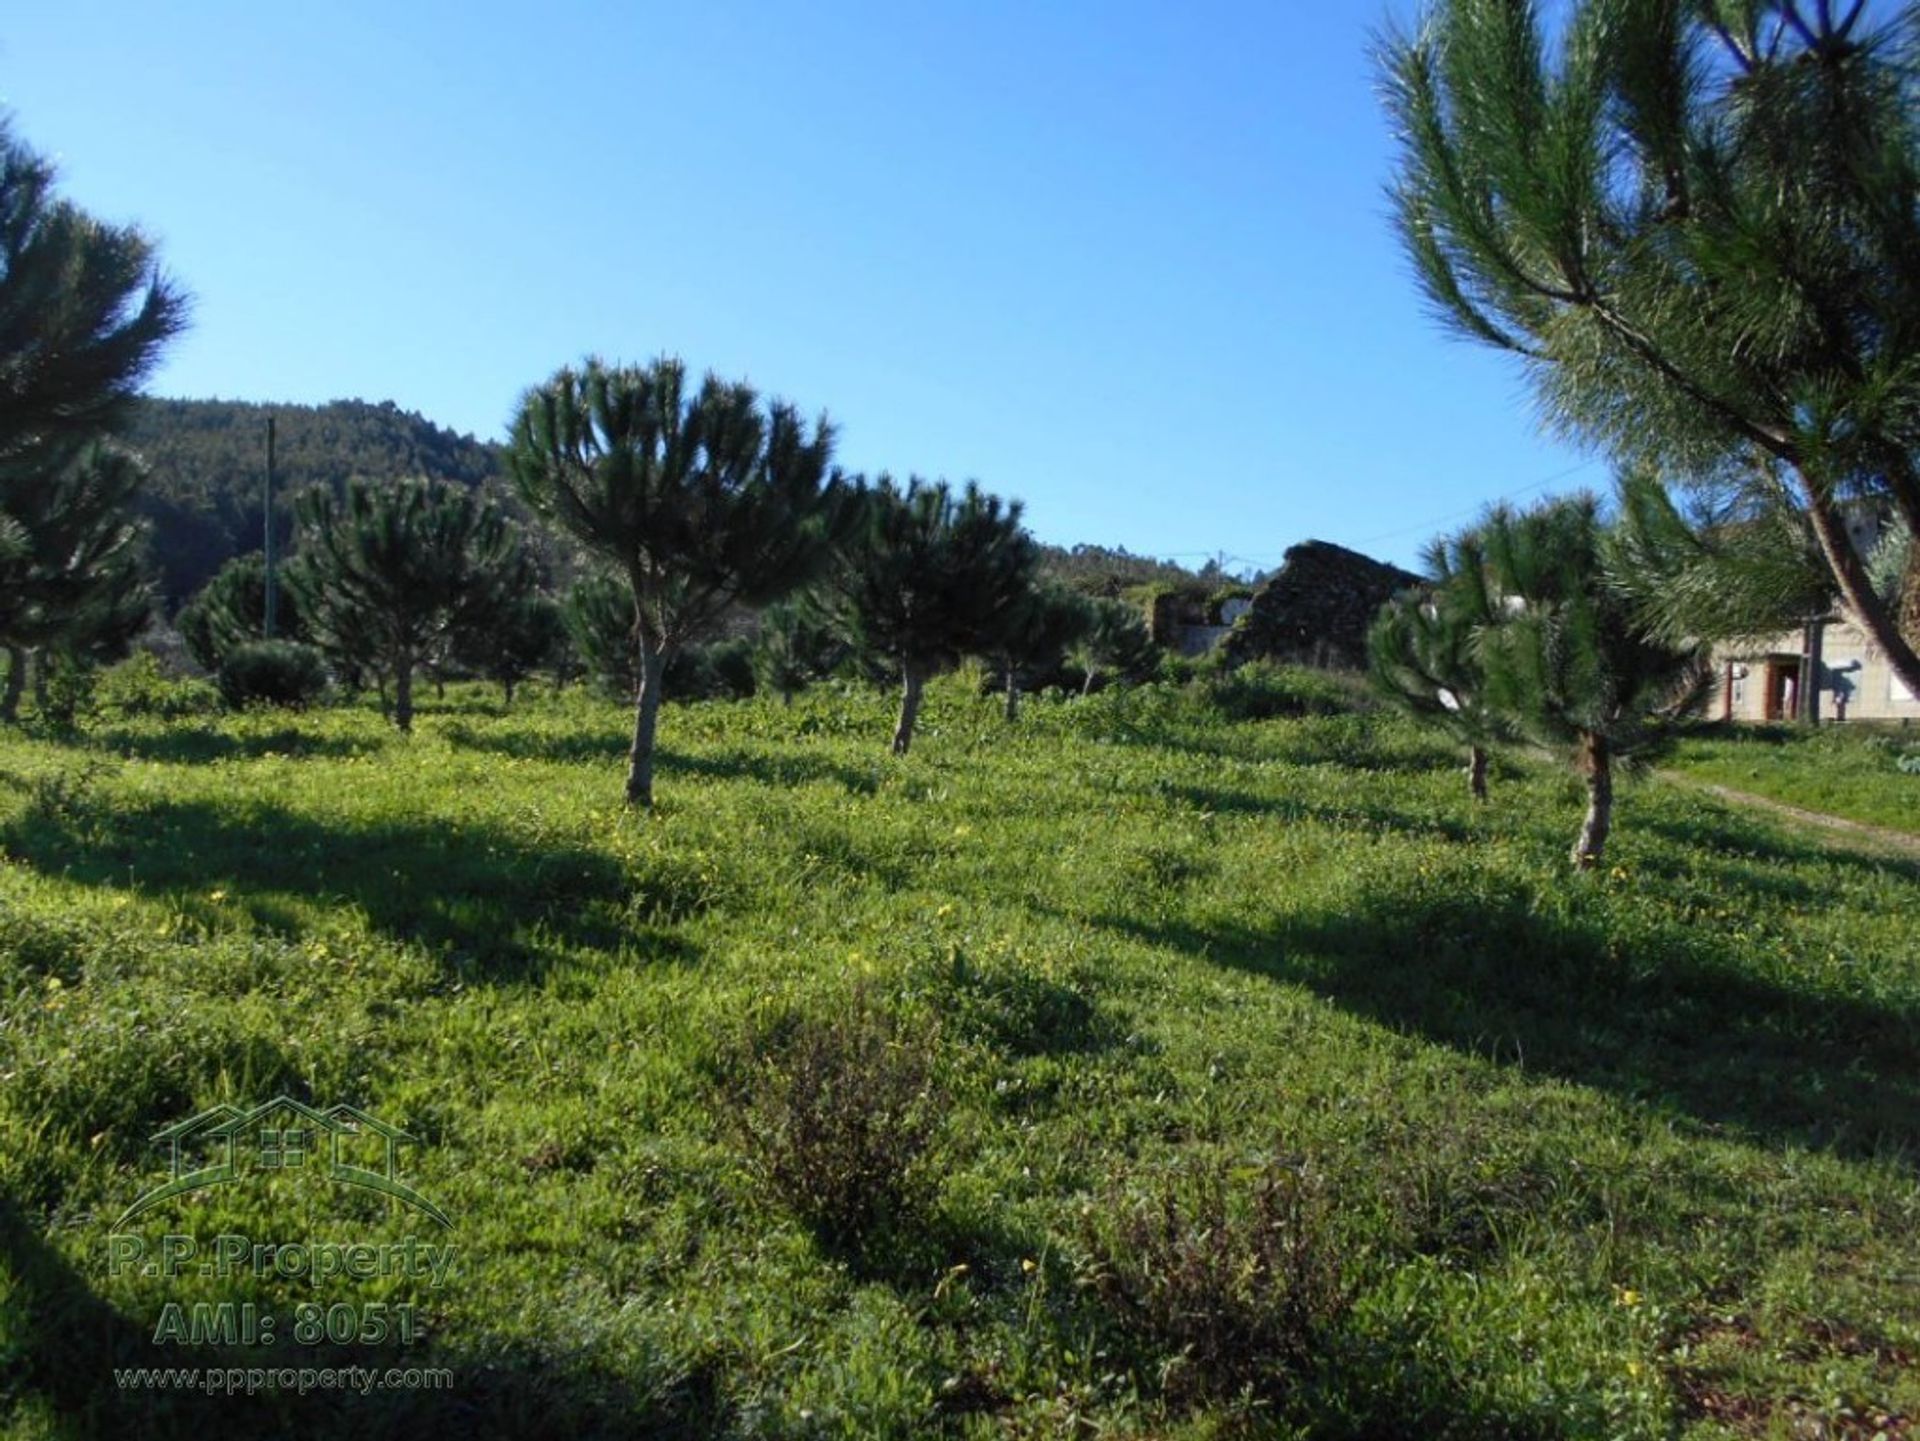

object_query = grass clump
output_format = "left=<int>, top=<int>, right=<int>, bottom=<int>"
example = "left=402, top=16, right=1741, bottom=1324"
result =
left=1077, top=1147, right=1357, bottom=1414
left=716, top=984, right=947, bottom=1251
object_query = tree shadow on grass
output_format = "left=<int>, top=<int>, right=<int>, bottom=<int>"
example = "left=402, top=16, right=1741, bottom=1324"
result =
left=1100, top=881, right=1919, bottom=1167
left=442, top=728, right=881, bottom=794
left=86, top=729, right=377, bottom=766
left=0, top=798, right=661, bottom=984
left=0, top=1193, right=731, bottom=1441
left=1156, top=781, right=1476, bottom=844
left=1636, top=805, right=1920, bottom=889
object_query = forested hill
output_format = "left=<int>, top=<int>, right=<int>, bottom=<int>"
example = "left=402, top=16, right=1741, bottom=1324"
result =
left=125, top=398, right=506, bottom=607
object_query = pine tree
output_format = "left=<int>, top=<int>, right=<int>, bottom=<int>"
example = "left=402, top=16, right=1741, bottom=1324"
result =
left=1367, top=526, right=1508, bottom=801
left=987, top=582, right=1091, bottom=722
left=1383, top=0, right=1920, bottom=697
left=751, top=598, right=845, bottom=706
left=827, top=476, right=1038, bottom=755
left=0, top=443, right=153, bottom=720
left=1608, top=464, right=1837, bottom=649
left=456, top=558, right=564, bottom=705
left=1472, top=495, right=1710, bottom=868
left=176, top=551, right=313, bottom=673
left=1068, top=597, right=1159, bottom=696
left=286, top=477, right=521, bottom=731
left=561, top=566, right=641, bottom=700
left=508, top=358, right=851, bottom=805
left=0, top=120, right=181, bottom=714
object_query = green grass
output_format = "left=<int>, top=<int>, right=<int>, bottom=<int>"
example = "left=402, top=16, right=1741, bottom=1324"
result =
left=2, top=675, right=1917, bottom=1439
left=1671, top=722, right=1920, bottom=835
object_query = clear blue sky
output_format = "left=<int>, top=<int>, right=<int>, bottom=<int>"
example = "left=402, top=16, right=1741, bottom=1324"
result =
left=3, top=1, right=1602, bottom=573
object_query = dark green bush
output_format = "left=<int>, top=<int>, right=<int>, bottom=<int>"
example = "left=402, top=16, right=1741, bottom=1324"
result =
left=665, top=637, right=758, bottom=702
left=216, top=641, right=329, bottom=710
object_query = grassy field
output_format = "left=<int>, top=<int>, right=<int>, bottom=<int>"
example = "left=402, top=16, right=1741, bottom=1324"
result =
left=1670, top=723, right=1920, bottom=836
left=2, top=673, right=1917, bottom=1439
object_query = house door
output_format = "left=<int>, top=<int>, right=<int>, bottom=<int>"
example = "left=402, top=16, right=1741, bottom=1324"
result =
left=1764, top=661, right=1798, bottom=721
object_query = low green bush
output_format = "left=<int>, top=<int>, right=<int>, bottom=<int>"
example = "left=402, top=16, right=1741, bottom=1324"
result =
left=94, top=652, right=220, bottom=720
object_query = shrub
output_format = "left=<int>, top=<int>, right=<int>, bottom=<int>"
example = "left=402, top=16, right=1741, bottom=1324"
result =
left=216, top=641, right=329, bottom=711
left=665, top=638, right=757, bottom=702
left=1077, top=1149, right=1356, bottom=1411
left=94, top=652, right=219, bottom=720
left=716, top=986, right=944, bottom=1248
left=31, top=653, right=98, bottom=730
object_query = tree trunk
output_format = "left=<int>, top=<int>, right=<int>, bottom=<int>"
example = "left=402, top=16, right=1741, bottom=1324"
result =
left=781, top=687, right=794, bottom=708
left=1571, top=731, right=1612, bottom=870
left=394, top=656, right=414, bottom=733
left=1003, top=665, right=1019, bottom=723
left=1467, top=744, right=1489, bottom=802
left=0, top=645, right=23, bottom=723
left=893, top=666, right=925, bottom=756
left=1902, top=535, right=1920, bottom=654
left=1081, top=667, right=1097, bottom=698
left=1800, top=471, right=1920, bottom=701
left=502, top=678, right=515, bottom=707
left=1801, top=619, right=1823, bottom=726
left=30, top=651, right=48, bottom=716
left=626, top=642, right=666, bottom=806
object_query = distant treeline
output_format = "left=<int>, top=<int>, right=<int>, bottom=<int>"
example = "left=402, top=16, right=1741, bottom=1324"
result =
left=124, top=397, right=1213, bottom=610
left=126, top=398, right=508, bottom=607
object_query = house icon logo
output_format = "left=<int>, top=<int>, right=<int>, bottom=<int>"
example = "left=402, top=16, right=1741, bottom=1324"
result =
left=116, top=1096, right=452, bottom=1230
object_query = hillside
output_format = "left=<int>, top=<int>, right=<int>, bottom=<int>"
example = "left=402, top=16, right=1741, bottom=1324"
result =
left=124, top=398, right=506, bottom=607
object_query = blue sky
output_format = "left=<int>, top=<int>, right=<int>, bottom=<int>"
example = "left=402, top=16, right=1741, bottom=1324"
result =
left=3, top=1, right=1602, bottom=573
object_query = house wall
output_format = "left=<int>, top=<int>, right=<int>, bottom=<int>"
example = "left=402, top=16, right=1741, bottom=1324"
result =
left=1716, top=620, right=1920, bottom=723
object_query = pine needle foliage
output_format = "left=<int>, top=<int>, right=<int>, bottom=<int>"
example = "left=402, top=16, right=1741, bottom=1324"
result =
left=0, top=119, right=185, bottom=467
left=987, top=582, right=1092, bottom=722
left=1382, top=0, right=1920, bottom=695
left=176, top=552, right=313, bottom=674
left=1069, top=597, right=1161, bottom=695
left=1368, top=525, right=1511, bottom=800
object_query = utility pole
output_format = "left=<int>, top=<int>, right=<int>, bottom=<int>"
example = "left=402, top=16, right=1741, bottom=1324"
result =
left=263, top=415, right=278, bottom=639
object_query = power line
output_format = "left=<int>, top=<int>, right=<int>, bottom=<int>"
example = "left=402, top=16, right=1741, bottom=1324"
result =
left=1349, top=459, right=1605, bottom=548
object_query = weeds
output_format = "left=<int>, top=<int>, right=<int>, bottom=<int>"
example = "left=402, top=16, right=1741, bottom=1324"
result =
left=1077, top=1148, right=1357, bottom=1412
left=716, top=985, right=946, bottom=1250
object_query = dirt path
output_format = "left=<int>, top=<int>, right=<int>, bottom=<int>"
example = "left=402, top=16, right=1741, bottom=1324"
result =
left=1658, top=771, right=1920, bottom=860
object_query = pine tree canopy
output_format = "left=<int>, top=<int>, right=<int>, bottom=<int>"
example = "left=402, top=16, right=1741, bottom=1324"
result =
left=1382, top=0, right=1920, bottom=691
left=286, top=476, right=523, bottom=730
left=993, top=583, right=1093, bottom=676
left=830, top=475, right=1040, bottom=678
left=1070, top=597, right=1160, bottom=691
left=176, top=551, right=313, bottom=672
left=0, top=441, right=153, bottom=656
left=1475, top=493, right=1710, bottom=760
left=0, top=120, right=185, bottom=465
left=1368, top=523, right=1507, bottom=748
left=507, top=357, right=851, bottom=655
